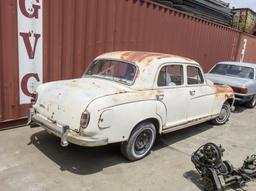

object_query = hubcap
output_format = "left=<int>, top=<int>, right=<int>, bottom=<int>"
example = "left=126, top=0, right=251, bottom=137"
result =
left=216, top=103, right=230, bottom=124
left=218, top=108, right=227, bottom=121
left=134, top=130, right=153, bottom=155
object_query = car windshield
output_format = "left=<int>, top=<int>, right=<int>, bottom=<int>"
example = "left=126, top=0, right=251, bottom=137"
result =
left=83, top=59, right=137, bottom=85
left=210, top=64, right=254, bottom=79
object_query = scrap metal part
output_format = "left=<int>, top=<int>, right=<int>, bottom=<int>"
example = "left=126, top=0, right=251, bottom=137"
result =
left=191, top=143, right=256, bottom=191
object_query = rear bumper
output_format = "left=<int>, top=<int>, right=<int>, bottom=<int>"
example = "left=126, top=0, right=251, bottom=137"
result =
left=28, top=108, right=108, bottom=147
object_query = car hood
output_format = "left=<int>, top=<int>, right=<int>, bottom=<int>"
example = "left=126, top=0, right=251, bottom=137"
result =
left=205, top=73, right=251, bottom=88
left=33, top=77, right=130, bottom=131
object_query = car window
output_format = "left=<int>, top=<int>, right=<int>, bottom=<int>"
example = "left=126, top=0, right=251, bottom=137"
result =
left=210, top=64, right=254, bottom=79
left=157, top=65, right=184, bottom=87
left=187, top=66, right=204, bottom=85
left=84, top=59, right=137, bottom=85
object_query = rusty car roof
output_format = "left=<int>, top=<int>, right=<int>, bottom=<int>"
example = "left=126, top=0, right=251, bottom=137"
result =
left=96, top=51, right=198, bottom=66
left=95, top=51, right=199, bottom=90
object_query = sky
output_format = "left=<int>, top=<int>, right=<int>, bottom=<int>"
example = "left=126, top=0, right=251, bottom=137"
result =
left=223, top=0, right=256, bottom=11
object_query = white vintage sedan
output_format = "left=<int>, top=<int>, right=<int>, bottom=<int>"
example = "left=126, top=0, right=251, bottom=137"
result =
left=28, top=51, right=234, bottom=161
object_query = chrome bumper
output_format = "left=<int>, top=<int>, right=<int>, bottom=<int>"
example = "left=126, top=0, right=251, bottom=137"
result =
left=28, top=108, right=108, bottom=147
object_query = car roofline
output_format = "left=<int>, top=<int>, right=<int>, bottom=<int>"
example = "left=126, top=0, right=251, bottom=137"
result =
left=217, top=61, right=256, bottom=68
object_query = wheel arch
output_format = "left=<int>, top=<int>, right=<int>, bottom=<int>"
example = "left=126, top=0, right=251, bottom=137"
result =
left=130, top=117, right=161, bottom=137
left=226, top=97, right=235, bottom=106
left=96, top=100, right=164, bottom=143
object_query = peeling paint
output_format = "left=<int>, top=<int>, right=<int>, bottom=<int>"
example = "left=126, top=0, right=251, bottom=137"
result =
left=215, top=85, right=233, bottom=94
left=209, top=84, right=234, bottom=98
left=119, top=51, right=194, bottom=65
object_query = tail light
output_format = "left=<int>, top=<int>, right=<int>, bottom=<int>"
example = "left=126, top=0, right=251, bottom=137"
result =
left=80, top=111, right=90, bottom=129
left=231, top=87, right=248, bottom=94
left=31, top=92, right=38, bottom=104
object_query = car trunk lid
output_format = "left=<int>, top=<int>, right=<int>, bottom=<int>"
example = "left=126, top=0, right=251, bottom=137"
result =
left=34, top=78, right=130, bottom=131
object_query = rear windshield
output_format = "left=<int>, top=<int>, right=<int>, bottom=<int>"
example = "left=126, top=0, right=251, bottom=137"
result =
left=83, top=59, right=137, bottom=85
left=210, top=64, right=254, bottom=79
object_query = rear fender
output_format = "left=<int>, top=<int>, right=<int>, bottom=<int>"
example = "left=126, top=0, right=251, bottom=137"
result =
left=96, top=100, right=164, bottom=143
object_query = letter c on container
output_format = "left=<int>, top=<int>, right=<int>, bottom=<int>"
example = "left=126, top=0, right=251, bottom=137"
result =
left=21, top=73, right=40, bottom=97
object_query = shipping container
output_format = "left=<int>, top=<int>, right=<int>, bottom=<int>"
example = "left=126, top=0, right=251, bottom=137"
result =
left=236, top=33, right=256, bottom=63
left=232, top=8, right=256, bottom=35
left=1, top=0, right=256, bottom=128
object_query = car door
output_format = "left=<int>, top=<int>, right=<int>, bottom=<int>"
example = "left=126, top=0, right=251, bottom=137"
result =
left=186, top=65, right=215, bottom=121
left=155, top=63, right=189, bottom=128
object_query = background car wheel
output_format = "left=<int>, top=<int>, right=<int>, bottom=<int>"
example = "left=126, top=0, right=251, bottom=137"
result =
left=245, top=95, right=256, bottom=108
left=121, top=122, right=156, bottom=161
left=211, top=102, right=231, bottom=125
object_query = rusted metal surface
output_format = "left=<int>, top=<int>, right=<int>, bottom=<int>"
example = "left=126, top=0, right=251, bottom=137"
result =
left=215, top=86, right=234, bottom=100
left=0, top=0, right=255, bottom=127
left=233, top=8, right=256, bottom=35
left=214, top=85, right=234, bottom=95
left=98, top=51, right=194, bottom=65
left=96, top=51, right=199, bottom=90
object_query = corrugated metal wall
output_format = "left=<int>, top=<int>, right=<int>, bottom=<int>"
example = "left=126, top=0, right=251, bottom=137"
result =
left=0, top=0, right=22, bottom=123
left=1, top=0, right=256, bottom=125
left=236, top=33, right=256, bottom=63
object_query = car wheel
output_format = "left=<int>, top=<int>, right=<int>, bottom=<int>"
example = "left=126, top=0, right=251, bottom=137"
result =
left=121, top=122, right=156, bottom=161
left=245, top=95, right=256, bottom=108
left=211, top=102, right=231, bottom=125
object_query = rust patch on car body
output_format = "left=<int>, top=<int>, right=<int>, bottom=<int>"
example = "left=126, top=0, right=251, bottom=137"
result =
left=95, top=51, right=200, bottom=90
left=120, top=51, right=167, bottom=63
left=214, top=85, right=233, bottom=94
left=210, top=84, right=234, bottom=99
left=118, top=51, right=194, bottom=65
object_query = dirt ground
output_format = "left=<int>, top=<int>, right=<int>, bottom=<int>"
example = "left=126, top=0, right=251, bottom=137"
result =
left=0, top=105, right=256, bottom=191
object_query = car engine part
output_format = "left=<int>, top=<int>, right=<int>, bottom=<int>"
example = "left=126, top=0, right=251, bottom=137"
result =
left=191, top=143, right=256, bottom=191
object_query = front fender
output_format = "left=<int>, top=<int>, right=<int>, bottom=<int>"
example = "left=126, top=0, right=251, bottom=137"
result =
left=156, top=101, right=167, bottom=132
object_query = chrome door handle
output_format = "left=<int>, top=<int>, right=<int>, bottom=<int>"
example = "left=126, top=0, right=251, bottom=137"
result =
left=190, top=90, right=196, bottom=96
left=156, top=94, right=164, bottom=100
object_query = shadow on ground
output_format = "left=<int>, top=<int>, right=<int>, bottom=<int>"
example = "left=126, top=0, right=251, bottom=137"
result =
left=153, top=122, right=214, bottom=150
left=233, top=104, right=249, bottom=113
left=183, top=170, right=204, bottom=190
left=29, top=122, right=215, bottom=175
left=28, top=131, right=126, bottom=175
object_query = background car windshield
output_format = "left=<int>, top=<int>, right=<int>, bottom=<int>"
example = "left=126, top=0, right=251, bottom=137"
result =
left=84, top=60, right=137, bottom=85
left=210, top=64, right=254, bottom=79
